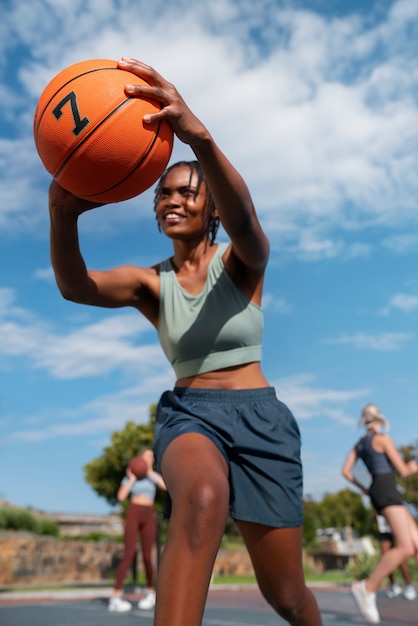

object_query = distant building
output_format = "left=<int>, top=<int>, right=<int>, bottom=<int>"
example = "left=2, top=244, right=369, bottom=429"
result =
left=38, top=510, right=124, bottom=536
left=316, top=526, right=375, bottom=554
left=312, top=526, right=375, bottom=571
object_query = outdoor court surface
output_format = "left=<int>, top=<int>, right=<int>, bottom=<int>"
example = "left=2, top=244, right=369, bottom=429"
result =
left=0, top=585, right=417, bottom=625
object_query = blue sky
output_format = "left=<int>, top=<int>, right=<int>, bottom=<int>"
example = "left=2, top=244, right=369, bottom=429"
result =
left=0, top=0, right=417, bottom=515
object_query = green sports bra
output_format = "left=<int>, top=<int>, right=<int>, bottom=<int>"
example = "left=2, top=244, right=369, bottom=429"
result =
left=158, top=243, right=263, bottom=378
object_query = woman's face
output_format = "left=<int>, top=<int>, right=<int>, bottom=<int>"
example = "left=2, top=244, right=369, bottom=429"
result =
left=141, top=449, right=154, bottom=466
left=154, top=165, right=210, bottom=240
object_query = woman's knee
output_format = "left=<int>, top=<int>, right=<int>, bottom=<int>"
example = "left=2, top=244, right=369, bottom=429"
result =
left=173, top=479, right=229, bottom=543
left=398, top=543, right=416, bottom=560
left=263, top=584, right=312, bottom=623
left=393, top=533, right=416, bottom=559
left=141, top=542, right=153, bottom=564
left=191, top=479, right=228, bottom=519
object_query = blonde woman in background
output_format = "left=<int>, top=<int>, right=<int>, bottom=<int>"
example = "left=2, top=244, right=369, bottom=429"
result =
left=342, top=404, right=418, bottom=624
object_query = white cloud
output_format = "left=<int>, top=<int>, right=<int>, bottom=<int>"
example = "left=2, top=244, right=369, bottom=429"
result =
left=0, top=290, right=166, bottom=379
left=0, top=0, right=417, bottom=260
left=0, top=287, right=34, bottom=322
left=382, top=293, right=418, bottom=314
left=302, top=462, right=349, bottom=500
left=35, top=316, right=165, bottom=379
left=326, top=331, right=415, bottom=351
left=273, top=373, right=368, bottom=424
left=383, top=233, right=418, bottom=254
left=33, top=267, right=55, bottom=282
left=1, top=0, right=417, bottom=519
left=262, top=292, right=291, bottom=314
left=3, top=370, right=174, bottom=444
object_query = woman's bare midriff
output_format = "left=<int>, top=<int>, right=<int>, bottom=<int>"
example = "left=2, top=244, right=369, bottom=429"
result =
left=176, top=361, right=270, bottom=390
left=131, top=495, right=154, bottom=506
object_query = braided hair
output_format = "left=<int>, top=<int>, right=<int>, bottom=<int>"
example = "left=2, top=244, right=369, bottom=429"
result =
left=153, top=160, right=220, bottom=245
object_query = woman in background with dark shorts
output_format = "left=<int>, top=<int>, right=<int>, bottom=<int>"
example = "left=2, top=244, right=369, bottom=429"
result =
left=342, top=404, right=418, bottom=624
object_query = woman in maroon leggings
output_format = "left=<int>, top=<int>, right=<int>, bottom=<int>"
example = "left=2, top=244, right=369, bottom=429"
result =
left=108, top=449, right=166, bottom=612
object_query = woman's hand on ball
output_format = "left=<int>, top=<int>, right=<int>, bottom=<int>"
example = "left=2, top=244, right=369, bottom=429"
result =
left=126, top=467, right=137, bottom=481
left=49, top=180, right=104, bottom=215
left=118, top=57, right=210, bottom=147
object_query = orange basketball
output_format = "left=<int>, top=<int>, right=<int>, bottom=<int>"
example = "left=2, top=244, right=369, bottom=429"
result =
left=128, top=455, right=148, bottom=479
left=33, top=59, right=174, bottom=203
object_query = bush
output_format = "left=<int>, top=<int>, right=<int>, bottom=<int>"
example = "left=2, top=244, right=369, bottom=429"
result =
left=0, top=506, right=59, bottom=536
left=346, top=538, right=418, bottom=584
left=0, top=508, right=7, bottom=529
left=345, top=551, right=380, bottom=580
left=1, top=507, right=40, bottom=532
left=60, top=532, right=123, bottom=542
left=37, top=517, right=60, bottom=537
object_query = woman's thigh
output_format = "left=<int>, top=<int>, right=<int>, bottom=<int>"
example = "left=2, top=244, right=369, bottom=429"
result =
left=384, top=506, right=418, bottom=552
left=161, top=432, right=230, bottom=531
left=139, top=508, right=157, bottom=556
left=123, top=505, right=141, bottom=553
left=236, top=521, right=306, bottom=603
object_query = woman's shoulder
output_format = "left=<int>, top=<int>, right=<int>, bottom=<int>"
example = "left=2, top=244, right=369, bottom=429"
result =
left=355, top=433, right=370, bottom=451
left=372, top=431, right=390, bottom=445
left=369, top=431, right=393, bottom=455
left=154, top=258, right=172, bottom=274
left=111, top=263, right=159, bottom=285
left=374, top=432, right=392, bottom=448
left=355, top=435, right=365, bottom=449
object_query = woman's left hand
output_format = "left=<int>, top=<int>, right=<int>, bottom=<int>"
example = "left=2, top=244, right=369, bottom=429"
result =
left=126, top=467, right=137, bottom=481
left=117, top=57, right=210, bottom=147
left=49, top=180, right=104, bottom=216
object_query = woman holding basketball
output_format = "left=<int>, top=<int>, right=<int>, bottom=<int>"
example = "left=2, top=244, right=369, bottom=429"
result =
left=49, top=57, right=322, bottom=626
left=342, top=404, right=418, bottom=624
left=109, top=449, right=166, bottom=613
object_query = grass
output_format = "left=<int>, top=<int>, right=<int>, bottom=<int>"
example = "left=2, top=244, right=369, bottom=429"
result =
left=0, top=581, right=113, bottom=593
left=213, top=574, right=257, bottom=585
left=214, top=570, right=353, bottom=586
left=4, top=561, right=418, bottom=593
left=0, top=570, right=355, bottom=594
left=305, top=570, right=352, bottom=584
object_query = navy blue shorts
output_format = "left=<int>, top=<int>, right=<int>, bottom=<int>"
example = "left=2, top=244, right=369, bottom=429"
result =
left=154, top=386, right=303, bottom=528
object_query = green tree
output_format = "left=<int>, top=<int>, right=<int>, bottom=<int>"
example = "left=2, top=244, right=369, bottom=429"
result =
left=149, top=403, right=158, bottom=427
left=397, top=441, right=418, bottom=512
left=83, top=419, right=154, bottom=507
left=303, top=498, right=320, bottom=548
left=315, top=489, right=373, bottom=536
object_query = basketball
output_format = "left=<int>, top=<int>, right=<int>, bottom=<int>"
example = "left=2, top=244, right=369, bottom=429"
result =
left=128, top=455, right=148, bottom=479
left=33, top=59, right=174, bottom=203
